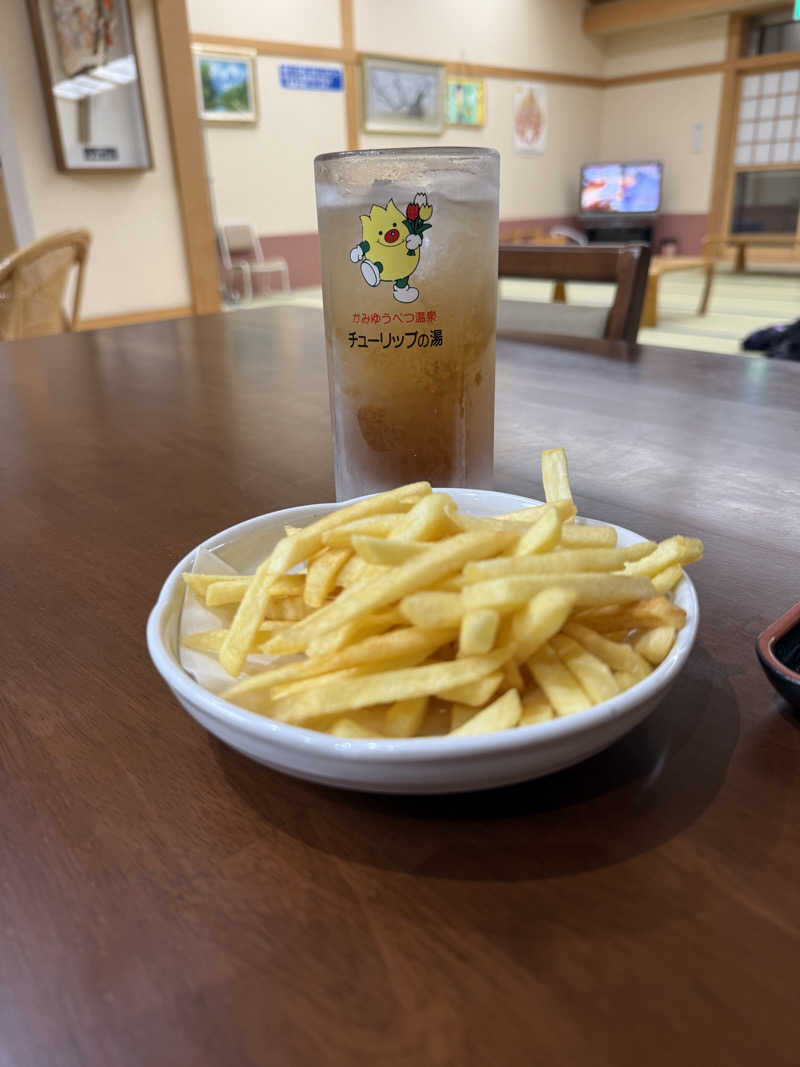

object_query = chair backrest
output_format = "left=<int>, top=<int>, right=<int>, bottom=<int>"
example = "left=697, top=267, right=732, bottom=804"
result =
left=220, top=223, right=261, bottom=264
left=0, top=229, right=90, bottom=341
left=498, top=243, right=651, bottom=343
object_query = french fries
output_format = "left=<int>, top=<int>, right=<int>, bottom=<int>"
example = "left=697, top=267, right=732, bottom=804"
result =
left=510, top=588, right=577, bottom=662
left=400, top=591, right=465, bottom=629
left=573, top=596, right=686, bottom=633
left=512, top=507, right=562, bottom=555
left=450, top=689, right=522, bottom=737
left=182, top=453, right=702, bottom=740
left=528, top=642, right=593, bottom=716
left=439, top=670, right=504, bottom=707
left=304, top=547, right=351, bottom=608
left=385, top=696, right=428, bottom=738
left=633, top=626, right=677, bottom=665
left=461, top=573, right=656, bottom=611
left=494, top=499, right=576, bottom=524
left=541, top=447, right=573, bottom=506
left=550, top=634, right=619, bottom=704
left=351, top=536, right=426, bottom=566
left=519, top=688, right=554, bottom=726
left=223, top=625, right=456, bottom=703
left=560, top=524, right=617, bottom=548
left=458, top=609, right=500, bottom=657
left=462, top=543, right=656, bottom=581
left=273, top=647, right=514, bottom=726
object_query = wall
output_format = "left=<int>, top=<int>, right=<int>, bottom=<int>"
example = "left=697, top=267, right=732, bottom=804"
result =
left=354, top=0, right=604, bottom=76
left=1, top=0, right=192, bottom=321
left=203, top=52, right=348, bottom=289
left=188, top=0, right=342, bottom=50
left=355, top=0, right=604, bottom=225
left=602, top=15, right=727, bottom=78
left=191, top=0, right=731, bottom=285
left=190, top=0, right=605, bottom=290
left=204, top=57, right=347, bottom=235
left=359, top=81, right=602, bottom=224
left=600, top=71, right=723, bottom=253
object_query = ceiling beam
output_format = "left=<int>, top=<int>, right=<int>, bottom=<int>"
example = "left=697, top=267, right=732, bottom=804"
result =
left=584, top=0, right=782, bottom=36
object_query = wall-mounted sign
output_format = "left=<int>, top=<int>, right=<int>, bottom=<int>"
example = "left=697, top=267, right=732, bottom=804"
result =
left=279, top=64, right=343, bottom=92
left=83, top=146, right=119, bottom=162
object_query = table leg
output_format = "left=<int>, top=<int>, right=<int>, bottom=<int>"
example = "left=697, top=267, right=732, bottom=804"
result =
left=552, top=281, right=566, bottom=304
left=641, top=275, right=658, bottom=328
left=734, top=244, right=746, bottom=272
left=699, top=263, right=714, bottom=316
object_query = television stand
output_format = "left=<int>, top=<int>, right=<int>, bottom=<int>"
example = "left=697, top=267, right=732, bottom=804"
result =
left=584, top=223, right=653, bottom=245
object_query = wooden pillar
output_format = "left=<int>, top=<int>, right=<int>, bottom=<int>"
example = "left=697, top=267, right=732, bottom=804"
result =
left=340, top=0, right=358, bottom=150
left=153, top=0, right=221, bottom=316
left=706, top=15, right=744, bottom=245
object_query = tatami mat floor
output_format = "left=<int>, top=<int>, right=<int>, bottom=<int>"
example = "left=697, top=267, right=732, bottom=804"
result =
left=227, top=262, right=800, bottom=357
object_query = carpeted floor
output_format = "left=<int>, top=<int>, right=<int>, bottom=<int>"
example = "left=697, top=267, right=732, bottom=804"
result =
left=227, top=262, right=800, bottom=357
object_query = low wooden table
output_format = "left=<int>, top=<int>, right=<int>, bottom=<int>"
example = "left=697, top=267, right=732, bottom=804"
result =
left=641, top=254, right=714, bottom=328
left=702, top=234, right=800, bottom=273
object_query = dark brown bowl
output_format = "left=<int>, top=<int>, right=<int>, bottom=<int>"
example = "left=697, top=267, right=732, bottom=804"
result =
left=756, top=601, right=800, bottom=709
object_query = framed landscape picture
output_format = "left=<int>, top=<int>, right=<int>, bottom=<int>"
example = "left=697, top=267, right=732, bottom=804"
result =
left=25, top=0, right=152, bottom=171
left=193, top=47, right=257, bottom=124
left=362, top=56, right=445, bottom=134
left=446, top=78, right=485, bottom=127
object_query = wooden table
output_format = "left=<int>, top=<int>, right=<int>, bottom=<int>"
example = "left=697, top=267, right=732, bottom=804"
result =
left=2, top=306, right=799, bottom=1066
left=641, top=254, right=714, bottom=327
left=702, top=233, right=800, bottom=273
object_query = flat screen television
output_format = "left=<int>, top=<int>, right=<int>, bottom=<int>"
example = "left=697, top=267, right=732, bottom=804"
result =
left=579, top=161, right=663, bottom=219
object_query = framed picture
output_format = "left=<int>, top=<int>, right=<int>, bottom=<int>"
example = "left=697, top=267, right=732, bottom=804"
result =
left=362, top=56, right=445, bottom=134
left=446, top=78, right=485, bottom=127
left=193, top=47, right=258, bottom=124
left=25, top=0, right=152, bottom=171
left=513, top=82, right=548, bottom=155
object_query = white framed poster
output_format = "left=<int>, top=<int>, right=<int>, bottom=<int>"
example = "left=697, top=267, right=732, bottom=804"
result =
left=513, top=82, right=547, bottom=155
left=26, top=0, right=152, bottom=171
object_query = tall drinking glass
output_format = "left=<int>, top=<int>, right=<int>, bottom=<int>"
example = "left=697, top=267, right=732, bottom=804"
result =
left=314, top=147, right=500, bottom=500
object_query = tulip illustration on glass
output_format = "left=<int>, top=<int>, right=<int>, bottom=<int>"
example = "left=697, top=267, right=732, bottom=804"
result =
left=349, top=192, right=433, bottom=303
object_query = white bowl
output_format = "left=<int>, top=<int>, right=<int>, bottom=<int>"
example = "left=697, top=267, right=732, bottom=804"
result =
left=147, top=489, right=699, bottom=794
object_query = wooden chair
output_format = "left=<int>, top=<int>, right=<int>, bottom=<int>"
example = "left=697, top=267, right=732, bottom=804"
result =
left=0, top=229, right=90, bottom=341
left=218, top=223, right=289, bottom=303
left=498, top=243, right=652, bottom=344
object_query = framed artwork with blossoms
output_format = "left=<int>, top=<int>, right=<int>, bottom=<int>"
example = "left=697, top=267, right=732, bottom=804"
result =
left=362, top=56, right=445, bottom=134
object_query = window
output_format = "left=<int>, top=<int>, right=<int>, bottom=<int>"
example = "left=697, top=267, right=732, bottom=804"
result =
left=745, top=8, right=800, bottom=57
left=730, top=170, right=800, bottom=234
left=735, top=70, right=800, bottom=166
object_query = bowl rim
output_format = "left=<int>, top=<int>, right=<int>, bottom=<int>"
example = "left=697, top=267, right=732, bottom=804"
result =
left=146, top=490, right=699, bottom=763
left=756, top=599, right=800, bottom=685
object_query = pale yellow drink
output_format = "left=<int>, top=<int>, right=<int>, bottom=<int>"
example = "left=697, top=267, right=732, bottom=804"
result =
left=314, top=148, right=499, bottom=499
